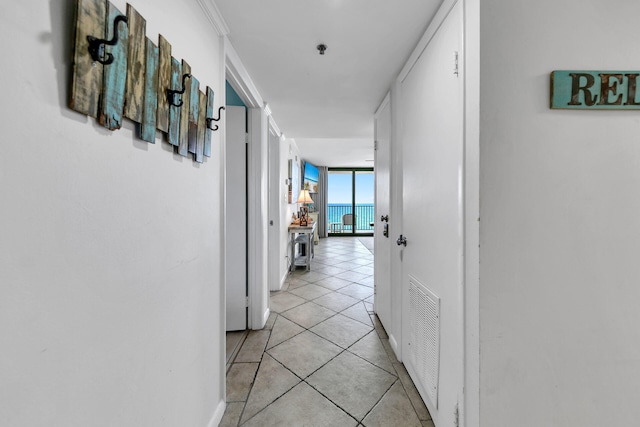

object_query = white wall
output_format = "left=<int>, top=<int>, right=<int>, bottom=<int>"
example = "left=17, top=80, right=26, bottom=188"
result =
left=281, top=140, right=302, bottom=276
left=0, top=1, right=226, bottom=426
left=463, top=0, right=480, bottom=425
left=480, top=1, right=640, bottom=425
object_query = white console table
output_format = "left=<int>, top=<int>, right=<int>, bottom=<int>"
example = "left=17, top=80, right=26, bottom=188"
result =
left=288, top=221, right=317, bottom=272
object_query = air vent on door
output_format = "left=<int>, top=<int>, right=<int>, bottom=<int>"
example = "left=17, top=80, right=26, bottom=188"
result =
left=408, top=275, right=440, bottom=408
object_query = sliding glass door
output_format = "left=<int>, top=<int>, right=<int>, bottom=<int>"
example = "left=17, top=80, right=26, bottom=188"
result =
left=327, top=168, right=374, bottom=236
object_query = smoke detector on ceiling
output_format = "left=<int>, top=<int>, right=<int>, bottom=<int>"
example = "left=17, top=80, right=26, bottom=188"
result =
left=317, top=44, right=327, bottom=55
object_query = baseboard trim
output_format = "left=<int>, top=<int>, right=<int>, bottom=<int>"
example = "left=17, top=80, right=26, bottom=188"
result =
left=207, top=400, right=226, bottom=427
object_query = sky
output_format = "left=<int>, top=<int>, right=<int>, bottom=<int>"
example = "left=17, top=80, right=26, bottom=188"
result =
left=327, top=172, right=374, bottom=204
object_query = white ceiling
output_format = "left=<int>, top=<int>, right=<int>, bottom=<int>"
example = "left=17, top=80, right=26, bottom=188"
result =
left=213, top=0, right=443, bottom=167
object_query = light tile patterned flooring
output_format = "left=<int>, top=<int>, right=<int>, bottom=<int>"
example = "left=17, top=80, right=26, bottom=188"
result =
left=221, top=237, right=434, bottom=427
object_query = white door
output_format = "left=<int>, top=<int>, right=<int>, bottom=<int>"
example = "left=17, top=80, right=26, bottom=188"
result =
left=400, top=3, right=463, bottom=425
left=226, top=106, right=247, bottom=331
left=374, top=95, right=392, bottom=330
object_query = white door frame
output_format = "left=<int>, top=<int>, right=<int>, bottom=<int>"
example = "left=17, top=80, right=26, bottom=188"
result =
left=388, top=80, right=404, bottom=361
left=225, top=38, right=270, bottom=330
left=224, top=105, right=248, bottom=331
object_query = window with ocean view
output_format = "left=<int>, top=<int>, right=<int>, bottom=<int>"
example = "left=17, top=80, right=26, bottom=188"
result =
left=327, top=169, right=374, bottom=235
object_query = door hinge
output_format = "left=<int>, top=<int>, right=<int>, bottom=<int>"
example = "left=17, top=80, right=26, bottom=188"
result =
left=245, top=133, right=249, bottom=144
left=374, top=140, right=378, bottom=151
left=454, top=51, right=459, bottom=77
left=245, top=296, right=250, bottom=307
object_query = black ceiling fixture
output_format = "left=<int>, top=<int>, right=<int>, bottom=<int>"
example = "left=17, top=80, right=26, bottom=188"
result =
left=316, top=44, right=327, bottom=55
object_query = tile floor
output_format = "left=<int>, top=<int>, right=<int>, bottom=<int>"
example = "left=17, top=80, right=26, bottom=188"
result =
left=221, top=237, right=434, bottom=427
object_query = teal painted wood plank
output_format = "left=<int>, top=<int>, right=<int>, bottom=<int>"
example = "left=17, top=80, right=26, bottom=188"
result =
left=167, top=57, right=182, bottom=146
left=195, top=91, right=206, bottom=163
left=204, top=87, right=214, bottom=157
left=98, top=2, right=128, bottom=130
left=178, top=61, right=191, bottom=157
left=123, top=4, right=146, bottom=122
left=188, top=75, right=200, bottom=155
left=70, top=0, right=106, bottom=118
left=139, top=38, right=159, bottom=142
left=551, top=70, right=640, bottom=109
left=156, top=35, right=171, bottom=133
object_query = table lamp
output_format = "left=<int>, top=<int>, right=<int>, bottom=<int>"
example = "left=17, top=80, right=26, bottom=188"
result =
left=296, top=188, right=314, bottom=226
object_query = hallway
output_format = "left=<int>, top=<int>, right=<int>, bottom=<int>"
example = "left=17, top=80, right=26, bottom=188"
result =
left=221, top=238, right=433, bottom=426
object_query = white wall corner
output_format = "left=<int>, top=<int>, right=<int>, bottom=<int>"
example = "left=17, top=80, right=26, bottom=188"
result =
left=195, top=0, right=230, bottom=36
left=279, top=270, right=288, bottom=291
left=388, top=333, right=401, bottom=362
left=263, top=308, right=271, bottom=328
left=206, top=400, right=226, bottom=427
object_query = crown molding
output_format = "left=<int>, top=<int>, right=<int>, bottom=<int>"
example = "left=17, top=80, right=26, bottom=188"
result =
left=374, top=91, right=391, bottom=119
left=195, top=0, right=230, bottom=36
left=268, top=115, right=282, bottom=137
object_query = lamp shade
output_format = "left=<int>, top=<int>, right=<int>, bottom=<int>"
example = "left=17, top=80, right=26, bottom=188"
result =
left=296, top=189, right=313, bottom=204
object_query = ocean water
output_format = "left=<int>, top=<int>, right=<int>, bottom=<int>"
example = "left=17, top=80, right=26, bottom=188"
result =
left=326, top=204, right=374, bottom=231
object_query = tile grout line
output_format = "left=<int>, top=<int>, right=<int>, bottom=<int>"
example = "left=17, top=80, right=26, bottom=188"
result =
left=233, top=327, right=272, bottom=427
left=228, top=238, right=423, bottom=426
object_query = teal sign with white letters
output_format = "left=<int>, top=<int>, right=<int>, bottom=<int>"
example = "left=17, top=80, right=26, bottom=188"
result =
left=551, top=70, right=640, bottom=109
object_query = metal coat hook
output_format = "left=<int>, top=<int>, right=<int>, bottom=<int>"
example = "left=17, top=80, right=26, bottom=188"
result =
left=206, top=106, right=225, bottom=131
left=87, top=15, right=128, bottom=65
left=167, top=73, right=192, bottom=107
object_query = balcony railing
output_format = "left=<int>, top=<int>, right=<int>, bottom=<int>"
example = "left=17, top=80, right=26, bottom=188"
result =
left=327, top=204, right=374, bottom=233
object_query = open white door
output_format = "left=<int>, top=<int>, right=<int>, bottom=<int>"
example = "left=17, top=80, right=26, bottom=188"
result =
left=374, top=94, right=392, bottom=330
left=399, top=2, right=464, bottom=425
left=226, top=105, right=247, bottom=331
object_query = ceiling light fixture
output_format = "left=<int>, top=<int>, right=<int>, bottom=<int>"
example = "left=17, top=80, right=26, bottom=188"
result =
left=316, top=44, right=327, bottom=55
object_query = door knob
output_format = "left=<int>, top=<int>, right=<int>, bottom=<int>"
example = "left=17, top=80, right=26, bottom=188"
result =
left=396, top=234, right=407, bottom=246
left=380, top=215, right=389, bottom=222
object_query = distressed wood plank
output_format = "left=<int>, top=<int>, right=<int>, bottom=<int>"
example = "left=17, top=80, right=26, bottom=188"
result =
left=204, top=86, right=215, bottom=157
left=156, top=35, right=171, bottom=133
left=196, top=90, right=206, bottom=163
left=139, top=38, right=159, bottom=142
left=70, top=0, right=106, bottom=118
left=188, top=122, right=198, bottom=160
left=123, top=3, right=146, bottom=123
left=98, top=1, right=128, bottom=130
left=167, top=57, right=182, bottom=146
left=177, top=61, right=192, bottom=157
left=188, top=75, right=200, bottom=155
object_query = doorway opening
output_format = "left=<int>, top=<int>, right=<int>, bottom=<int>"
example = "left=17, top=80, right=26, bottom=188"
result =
left=327, top=168, right=374, bottom=236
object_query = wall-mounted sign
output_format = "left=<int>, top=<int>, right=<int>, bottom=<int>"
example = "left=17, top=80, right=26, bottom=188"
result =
left=551, top=70, right=640, bottom=109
